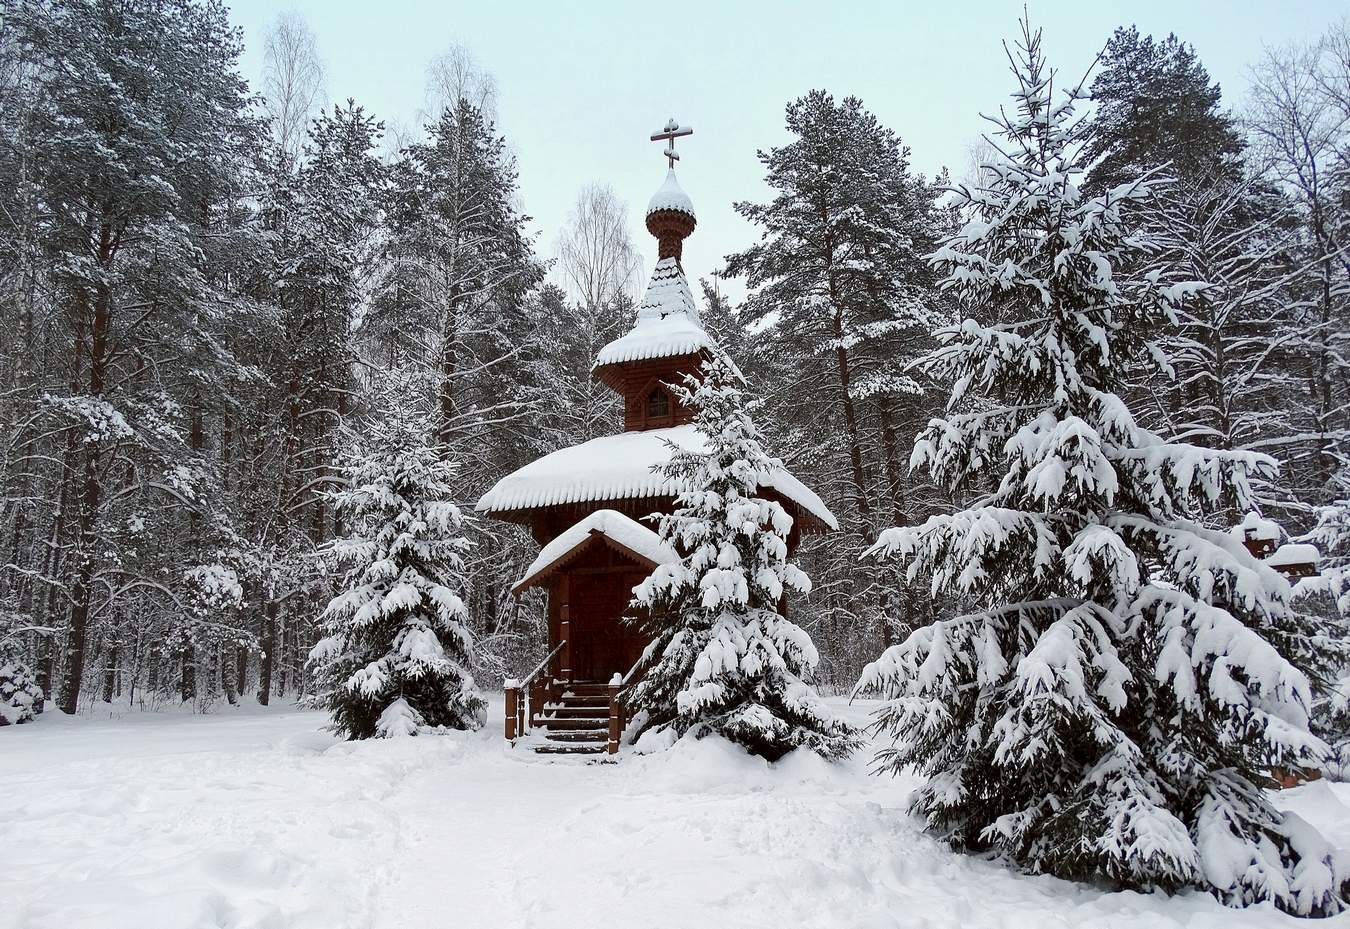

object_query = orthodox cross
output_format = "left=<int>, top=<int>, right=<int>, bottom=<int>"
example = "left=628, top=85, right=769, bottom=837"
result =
left=650, top=118, right=693, bottom=169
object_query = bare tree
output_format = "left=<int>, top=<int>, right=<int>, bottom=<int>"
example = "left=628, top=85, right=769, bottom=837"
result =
left=382, top=117, right=415, bottom=161
left=958, top=135, right=1000, bottom=190
left=422, top=43, right=497, bottom=124
left=556, top=183, right=639, bottom=314
left=262, top=10, right=326, bottom=166
left=1247, top=27, right=1350, bottom=501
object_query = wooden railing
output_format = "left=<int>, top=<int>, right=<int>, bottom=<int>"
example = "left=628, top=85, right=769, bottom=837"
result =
left=504, top=639, right=565, bottom=744
left=606, top=656, right=645, bottom=755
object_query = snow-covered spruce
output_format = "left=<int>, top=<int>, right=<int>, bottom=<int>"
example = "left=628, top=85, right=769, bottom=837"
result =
left=1304, top=500, right=1350, bottom=774
left=0, top=654, right=43, bottom=726
left=626, top=350, right=858, bottom=761
left=1305, top=500, right=1350, bottom=622
left=308, top=405, right=485, bottom=739
left=856, top=21, right=1346, bottom=916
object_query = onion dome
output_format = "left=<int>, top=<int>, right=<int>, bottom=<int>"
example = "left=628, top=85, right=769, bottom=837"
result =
left=646, top=169, right=696, bottom=219
left=645, top=170, right=696, bottom=263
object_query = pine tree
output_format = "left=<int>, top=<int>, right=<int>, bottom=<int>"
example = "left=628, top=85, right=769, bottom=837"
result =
left=308, top=396, right=484, bottom=739
left=1084, top=26, right=1243, bottom=194
left=247, top=99, right=386, bottom=705
left=627, top=350, right=858, bottom=761
left=858, top=20, right=1344, bottom=914
left=725, top=90, right=949, bottom=662
left=4, top=0, right=264, bottom=712
left=374, top=98, right=540, bottom=452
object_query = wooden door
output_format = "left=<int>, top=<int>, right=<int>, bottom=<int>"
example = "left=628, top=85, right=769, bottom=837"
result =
left=568, top=570, right=647, bottom=682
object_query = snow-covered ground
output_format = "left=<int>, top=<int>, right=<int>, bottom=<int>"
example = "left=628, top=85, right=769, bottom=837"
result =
left=4, top=696, right=1348, bottom=929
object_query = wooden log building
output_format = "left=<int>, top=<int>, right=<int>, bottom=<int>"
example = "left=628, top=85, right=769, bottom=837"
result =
left=475, top=121, right=837, bottom=755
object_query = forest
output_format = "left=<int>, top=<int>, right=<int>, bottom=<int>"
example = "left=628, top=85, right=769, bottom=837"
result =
left=0, top=0, right=1345, bottom=726
left=6, top=0, right=1350, bottom=921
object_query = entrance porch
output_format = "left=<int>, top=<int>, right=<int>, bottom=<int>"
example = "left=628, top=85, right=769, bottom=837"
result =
left=503, top=510, right=674, bottom=755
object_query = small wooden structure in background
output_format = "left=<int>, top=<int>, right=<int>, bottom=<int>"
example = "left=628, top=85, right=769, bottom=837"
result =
left=1233, top=512, right=1325, bottom=788
left=1233, top=512, right=1321, bottom=581
left=477, top=122, right=836, bottom=756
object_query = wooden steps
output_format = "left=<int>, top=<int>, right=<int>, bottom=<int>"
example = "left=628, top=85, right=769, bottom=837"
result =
left=533, top=742, right=607, bottom=755
left=525, top=680, right=612, bottom=756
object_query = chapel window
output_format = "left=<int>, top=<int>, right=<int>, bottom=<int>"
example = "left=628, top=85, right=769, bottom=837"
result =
left=646, top=387, right=670, bottom=419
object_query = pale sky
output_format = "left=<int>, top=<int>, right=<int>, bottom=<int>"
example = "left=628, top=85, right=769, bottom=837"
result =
left=226, top=0, right=1345, bottom=301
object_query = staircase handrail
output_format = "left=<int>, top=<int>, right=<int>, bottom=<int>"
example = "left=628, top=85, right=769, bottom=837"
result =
left=620, top=654, right=644, bottom=686
left=519, top=639, right=566, bottom=691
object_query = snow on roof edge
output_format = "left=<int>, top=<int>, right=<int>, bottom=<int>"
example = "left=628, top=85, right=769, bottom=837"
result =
left=1267, top=543, right=1320, bottom=567
left=514, top=509, right=676, bottom=592
left=593, top=327, right=716, bottom=369
left=476, top=425, right=838, bottom=531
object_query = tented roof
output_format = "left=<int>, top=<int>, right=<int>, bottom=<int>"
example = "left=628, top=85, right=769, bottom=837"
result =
left=594, top=257, right=712, bottom=369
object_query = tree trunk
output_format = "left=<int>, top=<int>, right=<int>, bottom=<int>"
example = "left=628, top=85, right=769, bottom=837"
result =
left=102, top=636, right=119, bottom=703
left=35, top=429, right=80, bottom=699
left=58, top=220, right=114, bottom=715
left=222, top=645, right=239, bottom=706
left=1311, top=209, right=1336, bottom=491
left=831, top=333, right=871, bottom=517
left=58, top=435, right=103, bottom=714
left=236, top=644, right=249, bottom=697
left=437, top=284, right=461, bottom=448
left=257, top=597, right=278, bottom=705
left=179, top=632, right=196, bottom=703
left=877, top=395, right=918, bottom=643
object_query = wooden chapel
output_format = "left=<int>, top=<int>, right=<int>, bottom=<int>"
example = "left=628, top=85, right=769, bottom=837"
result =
left=475, top=120, right=837, bottom=754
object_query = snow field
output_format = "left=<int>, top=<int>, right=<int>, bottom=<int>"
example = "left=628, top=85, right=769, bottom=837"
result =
left=2, top=697, right=1346, bottom=929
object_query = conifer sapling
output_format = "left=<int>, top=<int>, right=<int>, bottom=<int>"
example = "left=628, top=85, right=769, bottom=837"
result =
left=627, top=349, right=858, bottom=761
left=309, top=400, right=485, bottom=738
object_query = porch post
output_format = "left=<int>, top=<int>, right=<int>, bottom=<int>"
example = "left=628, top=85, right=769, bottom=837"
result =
left=560, top=603, right=573, bottom=684
left=504, top=679, right=519, bottom=743
left=529, top=677, right=545, bottom=726
left=607, top=672, right=622, bottom=755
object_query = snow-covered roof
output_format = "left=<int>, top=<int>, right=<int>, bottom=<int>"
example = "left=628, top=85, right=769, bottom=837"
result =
left=1232, top=512, right=1281, bottom=542
left=513, top=509, right=676, bottom=593
left=594, top=257, right=714, bottom=368
left=476, top=424, right=838, bottom=531
left=646, top=169, right=695, bottom=219
left=1267, top=543, right=1320, bottom=569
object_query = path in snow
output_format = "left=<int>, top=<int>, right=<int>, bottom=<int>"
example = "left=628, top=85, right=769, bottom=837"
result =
left=3, top=697, right=1347, bottom=929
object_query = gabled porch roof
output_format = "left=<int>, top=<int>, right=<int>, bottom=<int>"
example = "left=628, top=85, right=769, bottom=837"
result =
left=511, top=509, right=676, bottom=596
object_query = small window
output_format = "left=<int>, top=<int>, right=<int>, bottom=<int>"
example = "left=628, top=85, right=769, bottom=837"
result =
left=646, top=387, right=670, bottom=419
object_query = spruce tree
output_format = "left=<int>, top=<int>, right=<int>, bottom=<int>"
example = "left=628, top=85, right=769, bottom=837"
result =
left=1085, top=26, right=1243, bottom=194
left=309, top=397, right=484, bottom=739
left=627, top=350, right=858, bottom=761
left=0, top=625, right=43, bottom=725
left=859, top=20, right=1344, bottom=915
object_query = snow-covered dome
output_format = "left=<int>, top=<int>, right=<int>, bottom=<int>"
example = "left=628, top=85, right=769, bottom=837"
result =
left=1232, top=511, right=1281, bottom=542
left=646, top=169, right=695, bottom=219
